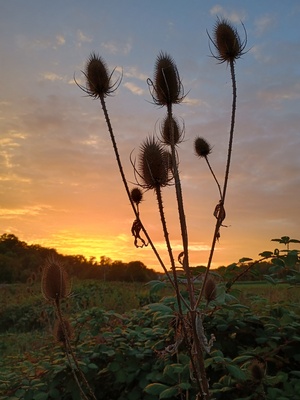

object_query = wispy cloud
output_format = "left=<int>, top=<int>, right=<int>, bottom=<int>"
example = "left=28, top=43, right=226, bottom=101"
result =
left=56, top=34, right=66, bottom=46
left=123, top=82, right=144, bottom=95
left=77, top=30, right=93, bottom=46
left=101, top=39, right=132, bottom=55
left=40, top=72, right=64, bottom=82
left=210, top=5, right=246, bottom=22
left=254, top=14, right=276, bottom=36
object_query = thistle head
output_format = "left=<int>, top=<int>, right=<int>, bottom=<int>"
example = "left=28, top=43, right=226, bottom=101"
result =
left=41, top=256, right=71, bottom=304
left=131, top=187, right=143, bottom=205
left=209, top=18, right=247, bottom=64
left=138, top=137, right=172, bottom=190
left=194, top=137, right=212, bottom=158
left=77, top=53, right=119, bottom=98
left=160, top=115, right=184, bottom=146
left=149, top=52, right=184, bottom=107
left=204, top=277, right=217, bottom=303
left=250, top=360, right=265, bottom=382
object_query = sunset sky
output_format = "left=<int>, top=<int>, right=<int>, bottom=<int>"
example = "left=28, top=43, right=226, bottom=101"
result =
left=1, top=1, right=300, bottom=271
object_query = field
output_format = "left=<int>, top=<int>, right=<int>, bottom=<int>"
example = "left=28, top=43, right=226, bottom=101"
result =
left=1, top=279, right=299, bottom=399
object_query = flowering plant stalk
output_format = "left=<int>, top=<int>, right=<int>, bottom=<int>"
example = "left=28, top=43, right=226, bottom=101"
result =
left=77, top=17, right=247, bottom=400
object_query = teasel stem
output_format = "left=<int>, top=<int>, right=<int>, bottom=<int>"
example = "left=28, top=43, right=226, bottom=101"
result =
left=205, top=156, right=222, bottom=200
left=196, top=58, right=237, bottom=307
left=155, top=186, right=184, bottom=311
left=55, top=301, right=96, bottom=400
left=167, top=105, right=195, bottom=309
left=98, top=95, right=177, bottom=288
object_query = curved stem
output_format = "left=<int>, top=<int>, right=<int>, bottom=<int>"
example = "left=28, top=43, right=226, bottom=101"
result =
left=167, top=105, right=195, bottom=308
left=55, top=301, right=95, bottom=400
left=196, top=59, right=237, bottom=308
left=155, top=186, right=184, bottom=312
left=99, top=96, right=175, bottom=287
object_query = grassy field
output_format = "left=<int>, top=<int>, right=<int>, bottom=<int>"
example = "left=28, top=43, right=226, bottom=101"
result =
left=1, top=279, right=299, bottom=399
left=1, top=279, right=299, bottom=360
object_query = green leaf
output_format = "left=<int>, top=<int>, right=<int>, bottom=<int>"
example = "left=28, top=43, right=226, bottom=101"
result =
left=259, top=251, right=273, bottom=258
left=33, top=393, right=49, bottom=400
left=239, top=257, right=253, bottom=263
left=226, top=364, right=247, bottom=381
left=159, top=387, right=179, bottom=399
left=263, top=275, right=277, bottom=285
left=144, top=383, right=170, bottom=395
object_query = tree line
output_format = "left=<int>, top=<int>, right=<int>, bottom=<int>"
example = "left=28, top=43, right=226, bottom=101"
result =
left=0, top=233, right=158, bottom=283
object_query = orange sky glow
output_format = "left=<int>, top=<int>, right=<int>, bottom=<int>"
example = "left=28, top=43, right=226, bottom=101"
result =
left=1, top=1, right=300, bottom=272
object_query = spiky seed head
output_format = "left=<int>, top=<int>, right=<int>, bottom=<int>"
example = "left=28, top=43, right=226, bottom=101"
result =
left=53, top=318, right=73, bottom=345
left=131, top=187, right=143, bottom=205
left=212, top=18, right=246, bottom=63
left=250, top=360, right=265, bottom=381
left=153, top=52, right=184, bottom=106
left=204, top=277, right=217, bottom=303
left=139, top=137, right=171, bottom=190
left=194, top=137, right=212, bottom=158
left=160, top=115, right=183, bottom=146
left=41, top=257, right=71, bottom=303
left=85, top=53, right=112, bottom=98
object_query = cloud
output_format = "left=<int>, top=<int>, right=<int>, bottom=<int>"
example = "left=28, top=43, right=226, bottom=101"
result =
left=210, top=5, right=246, bottom=22
left=77, top=30, right=93, bottom=46
left=123, top=82, right=144, bottom=96
left=40, top=72, right=64, bottom=82
left=124, top=67, right=148, bottom=81
left=101, top=39, right=132, bottom=55
left=254, top=15, right=276, bottom=36
left=56, top=34, right=66, bottom=46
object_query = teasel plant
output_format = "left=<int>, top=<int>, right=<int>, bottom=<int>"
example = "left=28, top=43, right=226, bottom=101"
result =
left=41, top=256, right=97, bottom=400
left=75, top=53, right=179, bottom=291
left=75, top=16, right=247, bottom=400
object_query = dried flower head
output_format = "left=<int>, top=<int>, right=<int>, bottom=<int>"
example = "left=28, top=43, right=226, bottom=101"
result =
left=137, top=137, right=172, bottom=190
left=41, top=257, right=71, bottom=303
left=149, top=52, right=184, bottom=106
left=77, top=53, right=120, bottom=98
left=53, top=318, right=73, bottom=345
left=194, top=137, right=212, bottom=158
left=204, top=277, right=217, bottom=303
left=160, top=115, right=184, bottom=146
left=250, top=360, right=265, bottom=381
left=209, top=18, right=247, bottom=64
left=131, top=187, right=143, bottom=205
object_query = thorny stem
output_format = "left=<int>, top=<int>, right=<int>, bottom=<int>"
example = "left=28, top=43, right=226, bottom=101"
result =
left=167, top=105, right=195, bottom=309
left=55, top=301, right=95, bottom=400
left=155, top=187, right=206, bottom=396
left=196, top=59, right=237, bottom=307
left=205, top=157, right=222, bottom=201
left=155, top=186, right=183, bottom=313
left=99, top=95, right=175, bottom=286
left=166, top=106, right=210, bottom=397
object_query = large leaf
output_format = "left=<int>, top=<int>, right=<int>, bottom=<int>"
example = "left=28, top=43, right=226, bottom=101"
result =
left=144, top=383, right=170, bottom=395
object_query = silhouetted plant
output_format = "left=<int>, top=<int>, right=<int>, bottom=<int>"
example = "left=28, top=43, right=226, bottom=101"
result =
left=75, top=17, right=249, bottom=400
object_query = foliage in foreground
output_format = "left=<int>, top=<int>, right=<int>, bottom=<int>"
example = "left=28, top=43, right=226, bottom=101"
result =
left=1, top=279, right=300, bottom=400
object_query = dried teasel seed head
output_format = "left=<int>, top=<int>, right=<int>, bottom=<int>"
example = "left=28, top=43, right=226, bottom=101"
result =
left=210, top=18, right=247, bottom=64
left=194, top=137, right=212, bottom=158
left=152, top=52, right=184, bottom=106
left=138, top=137, right=171, bottom=190
left=41, top=257, right=71, bottom=303
left=204, top=277, right=217, bottom=303
left=53, top=318, right=73, bottom=345
left=131, top=187, right=143, bottom=205
left=83, top=53, right=118, bottom=98
left=250, top=360, right=265, bottom=381
left=160, top=115, right=183, bottom=146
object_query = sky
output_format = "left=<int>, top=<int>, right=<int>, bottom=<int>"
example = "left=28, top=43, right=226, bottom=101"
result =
left=1, top=0, right=300, bottom=271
